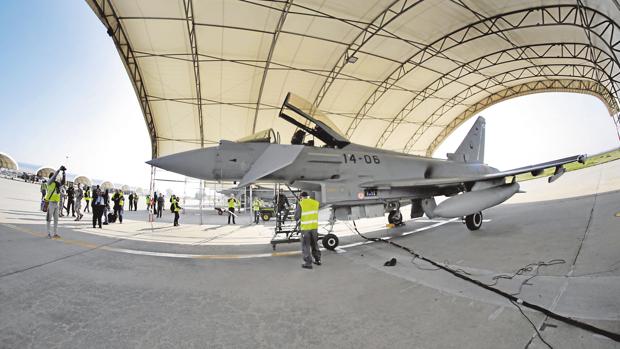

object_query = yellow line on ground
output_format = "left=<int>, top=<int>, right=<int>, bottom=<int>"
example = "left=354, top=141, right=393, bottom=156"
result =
left=0, top=222, right=300, bottom=260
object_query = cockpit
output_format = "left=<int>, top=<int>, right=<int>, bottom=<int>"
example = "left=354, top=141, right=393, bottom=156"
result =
left=236, top=93, right=351, bottom=148
left=280, top=93, right=350, bottom=149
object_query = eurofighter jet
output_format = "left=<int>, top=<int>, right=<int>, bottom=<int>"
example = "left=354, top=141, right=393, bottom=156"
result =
left=148, top=93, right=585, bottom=248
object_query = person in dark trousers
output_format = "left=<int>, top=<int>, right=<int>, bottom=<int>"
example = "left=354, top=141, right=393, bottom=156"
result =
left=227, top=194, right=238, bottom=224
left=40, top=180, right=47, bottom=200
left=157, top=194, right=164, bottom=218
left=295, top=192, right=321, bottom=269
left=66, top=184, right=75, bottom=217
left=103, top=189, right=110, bottom=225
left=133, top=193, right=138, bottom=211
left=274, top=190, right=290, bottom=228
left=171, top=195, right=181, bottom=226
left=84, top=186, right=91, bottom=213
left=111, top=189, right=125, bottom=224
left=153, top=192, right=158, bottom=214
left=128, top=192, right=134, bottom=211
left=92, top=187, right=105, bottom=228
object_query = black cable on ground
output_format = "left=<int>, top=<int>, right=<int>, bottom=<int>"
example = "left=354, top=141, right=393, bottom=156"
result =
left=350, top=220, right=620, bottom=343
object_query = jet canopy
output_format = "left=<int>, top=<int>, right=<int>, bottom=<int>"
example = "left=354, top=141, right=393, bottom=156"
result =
left=279, top=93, right=350, bottom=148
left=236, top=128, right=279, bottom=144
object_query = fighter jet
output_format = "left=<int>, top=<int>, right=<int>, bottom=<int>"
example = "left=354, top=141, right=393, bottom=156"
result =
left=148, top=93, right=585, bottom=248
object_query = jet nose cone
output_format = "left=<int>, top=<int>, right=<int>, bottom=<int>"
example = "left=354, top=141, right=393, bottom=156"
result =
left=146, top=147, right=217, bottom=179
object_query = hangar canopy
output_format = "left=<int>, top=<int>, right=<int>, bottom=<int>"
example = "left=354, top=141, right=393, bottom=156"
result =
left=73, top=176, right=93, bottom=187
left=36, top=167, right=54, bottom=178
left=0, top=152, right=18, bottom=170
left=86, top=0, right=620, bottom=158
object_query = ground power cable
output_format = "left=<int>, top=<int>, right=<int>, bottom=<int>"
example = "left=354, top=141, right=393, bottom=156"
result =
left=349, top=220, right=620, bottom=343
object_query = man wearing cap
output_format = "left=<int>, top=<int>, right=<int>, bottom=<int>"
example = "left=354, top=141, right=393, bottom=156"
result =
left=295, top=191, right=321, bottom=269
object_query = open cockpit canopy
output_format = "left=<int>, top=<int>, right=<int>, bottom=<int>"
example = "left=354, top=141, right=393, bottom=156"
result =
left=280, top=93, right=350, bottom=148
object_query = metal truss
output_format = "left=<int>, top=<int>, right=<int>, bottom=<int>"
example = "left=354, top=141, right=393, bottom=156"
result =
left=310, top=0, right=424, bottom=113
left=344, top=3, right=620, bottom=140
left=375, top=42, right=620, bottom=148
left=400, top=62, right=616, bottom=154
left=251, top=0, right=292, bottom=133
left=88, top=0, right=159, bottom=158
left=183, top=0, right=205, bottom=149
left=425, top=79, right=616, bottom=156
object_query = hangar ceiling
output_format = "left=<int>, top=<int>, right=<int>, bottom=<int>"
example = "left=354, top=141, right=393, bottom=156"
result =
left=86, top=0, right=620, bottom=158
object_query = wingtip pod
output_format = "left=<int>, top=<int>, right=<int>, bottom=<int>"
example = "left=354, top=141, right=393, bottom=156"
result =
left=578, top=154, right=587, bottom=164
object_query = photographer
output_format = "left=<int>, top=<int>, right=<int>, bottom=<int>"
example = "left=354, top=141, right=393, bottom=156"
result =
left=44, top=166, right=66, bottom=239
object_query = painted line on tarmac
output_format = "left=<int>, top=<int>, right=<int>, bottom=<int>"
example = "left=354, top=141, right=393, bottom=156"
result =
left=1, top=222, right=300, bottom=260
left=1, top=217, right=459, bottom=260
left=336, top=218, right=459, bottom=252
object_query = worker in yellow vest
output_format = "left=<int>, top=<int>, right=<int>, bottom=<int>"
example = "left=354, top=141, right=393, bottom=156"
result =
left=44, top=166, right=66, bottom=239
left=84, top=186, right=92, bottom=213
left=252, top=197, right=263, bottom=224
left=295, top=191, right=321, bottom=269
left=146, top=194, right=151, bottom=211
left=171, top=195, right=182, bottom=226
left=227, top=194, right=238, bottom=224
left=111, top=190, right=125, bottom=224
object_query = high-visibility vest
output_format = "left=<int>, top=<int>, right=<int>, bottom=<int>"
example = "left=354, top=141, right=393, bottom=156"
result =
left=85, top=190, right=92, bottom=201
left=252, top=199, right=261, bottom=211
left=119, top=195, right=124, bottom=206
left=46, top=182, right=60, bottom=202
left=228, top=198, right=237, bottom=209
left=172, top=197, right=181, bottom=212
left=299, top=198, right=319, bottom=230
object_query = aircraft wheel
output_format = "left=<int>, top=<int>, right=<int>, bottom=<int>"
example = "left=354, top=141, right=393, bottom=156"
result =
left=388, top=210, right=403, bottom=225
left=465, top=212, right=483, bottom=231
left=322, top=233, right=339, bottom=250
left=262, top=213, right=271, bottom=221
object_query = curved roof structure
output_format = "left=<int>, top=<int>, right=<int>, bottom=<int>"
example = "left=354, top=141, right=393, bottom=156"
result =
left=36, top=167, right=54, bottom=178
left=86, top=0, right=620, bottom=158
left=0, top=152, right=18, bottom=170
left=74, top=176, right=93, bottom=186
left=100, top=181, right=114, bottom=190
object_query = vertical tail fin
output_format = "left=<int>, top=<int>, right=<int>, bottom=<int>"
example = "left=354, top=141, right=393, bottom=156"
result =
left=447, top=116, right=485, bottom=163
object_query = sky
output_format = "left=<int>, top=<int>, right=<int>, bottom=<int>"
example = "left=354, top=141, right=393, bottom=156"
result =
left=0, top=1, right=618, bottom=193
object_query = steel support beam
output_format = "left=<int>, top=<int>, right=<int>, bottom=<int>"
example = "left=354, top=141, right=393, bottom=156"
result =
left=345, top=4, right=620, bottom=140
left=426, top=79, right=618, bottom=156
left=251, top=0, right=292, bottom=133
left=87, top=0, right=159, bottom=158
left=376, top=42, right=620, bottom=148
left=183, top=0, right=205, bottom=149
left=401, top=63, right=615, bottom=153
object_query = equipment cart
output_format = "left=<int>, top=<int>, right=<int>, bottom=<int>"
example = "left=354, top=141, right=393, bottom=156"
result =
left=269, top=203, right=339, bottom=251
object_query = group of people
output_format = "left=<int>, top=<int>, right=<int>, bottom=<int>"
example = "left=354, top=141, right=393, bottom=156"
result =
left=42, top=165, right=182, bottom=235
left=42, top=168, right=318, bottom=268
left=41, top=174, right=88, bottom=223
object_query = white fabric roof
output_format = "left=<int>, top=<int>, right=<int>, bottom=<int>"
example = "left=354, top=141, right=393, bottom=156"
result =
left=0, top=152, right=18, bottom=170
left=86, top=0, right=620, bottom=158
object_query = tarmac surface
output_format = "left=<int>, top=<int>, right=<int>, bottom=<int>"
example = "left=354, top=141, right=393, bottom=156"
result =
left=0, top=160, right=619, bottom=348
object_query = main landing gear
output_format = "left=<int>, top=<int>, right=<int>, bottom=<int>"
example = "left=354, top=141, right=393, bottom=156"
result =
left=388, top=209, right=404, bottom=226
left=465, top=211, right=483, bottom=231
